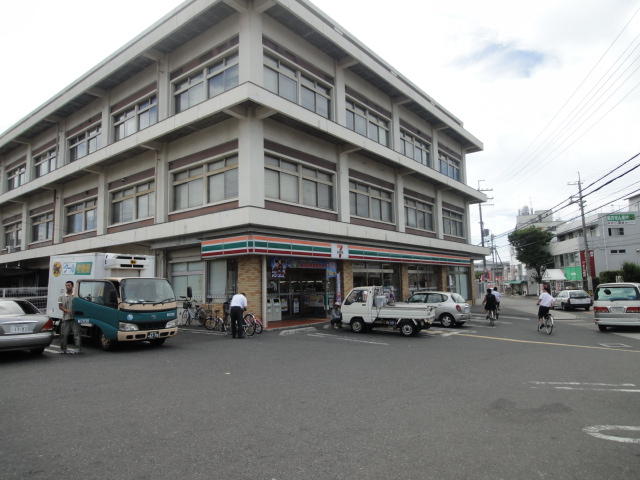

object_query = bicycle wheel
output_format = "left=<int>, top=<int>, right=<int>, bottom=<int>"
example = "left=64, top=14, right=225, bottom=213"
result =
left=544, top=314, right=554, bottom=335
left=181, top=309, right=190, bottom=326
left=489, top=310, right=495, bottom=327
left=254, top=318, right=263, bottom=334
left=204, top=316, right=215, bottom=330
left=243, top=317, right=255, bottom=337
left=197, top=309, right=207, bottom=326
left=495, top=306, right=500, bottom=321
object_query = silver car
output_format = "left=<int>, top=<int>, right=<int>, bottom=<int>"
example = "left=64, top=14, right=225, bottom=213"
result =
left=0, top=299, right=54, bottom=355
left=553, top=289, right=593, bottom=311
left=593, top=282, right=640, bottom=332
left=406, top=291, right=471, bottom=327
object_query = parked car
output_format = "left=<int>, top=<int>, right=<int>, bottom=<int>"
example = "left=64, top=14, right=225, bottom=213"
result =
left=593, top=282, right=640, bottom=332
left=406, top=291, right=471, bottom=327
left=553, top=290, right=593, bottom=311
left=0, top=299, right=54, bottom=355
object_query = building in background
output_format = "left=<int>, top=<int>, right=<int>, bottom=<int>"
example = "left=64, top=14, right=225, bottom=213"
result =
left=0, top=0, right=487, bottom=324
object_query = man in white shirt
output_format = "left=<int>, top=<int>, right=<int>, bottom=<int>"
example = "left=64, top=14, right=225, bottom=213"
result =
left=492, top=287, right=502, bottom=309
left=537, top=286, right=554, bottom=330
left=229, top=292, right=248, bottom=338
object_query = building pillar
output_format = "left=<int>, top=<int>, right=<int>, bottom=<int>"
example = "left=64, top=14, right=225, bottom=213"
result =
left=53, top=187, right=64, bottom=244
left=334, top=61, right=346, bottom=126
left=438, top=265, right=448, bottom=291
left=238, top=7, right=263, bottom=85
left=157, top=54, right=170, bottom=121
left=395, top=170, right=405, bottom=232
left=96, top=170, right=108, bottom=235
left=57, top=121, right=67, bottom=167
left=390, top=102, right=401, bottom=152
left=20, top=201, right=29, bottom=251
left=342, top=260, right=353, bottom=294
left=238, top=112, right=264, bottom=208
left=237, top=255, right=263, bottom=322
left=155, top=248, right=167, bottom=279
left=400, top=264, right=410, bottom=300
left=469, top=259, right=477, bottom=304
left=435, top=188, right=444, bottom=240
left=261, top=255, right=267, bottom=328
left=337, top=150, right=350, bottom=222
left=24, top=143, right=33, bottom=183
left=155, top=145, right=169, bottom=223
left=461, top=150, right=467, bottom=184
left=101, top=93, right=112, bottom=146
left=464, top=200, right=472, bottom=244
left=431, top=128, right=440, bottom=172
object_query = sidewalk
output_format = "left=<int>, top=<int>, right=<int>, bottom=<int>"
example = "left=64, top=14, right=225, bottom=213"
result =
left=474, top=295, right=579, bottom=320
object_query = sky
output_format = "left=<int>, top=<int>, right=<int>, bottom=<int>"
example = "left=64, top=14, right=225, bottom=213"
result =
left=1, top=0, right=640, bottom=262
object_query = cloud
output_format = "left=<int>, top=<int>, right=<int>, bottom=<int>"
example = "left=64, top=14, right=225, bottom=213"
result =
left=456, top=41, right=549, bottom=78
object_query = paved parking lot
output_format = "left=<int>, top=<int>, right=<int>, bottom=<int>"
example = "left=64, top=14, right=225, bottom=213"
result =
left=2, top=298, right=639, bottom=480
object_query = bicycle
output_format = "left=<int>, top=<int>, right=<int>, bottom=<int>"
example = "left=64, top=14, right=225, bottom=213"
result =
left=488, top=308, right=497, bottom=327
left=243, top=313, right=262, bottom=334
left=205, top=309, right=226, bottom=332
left=179, top=297, right=206, bottom=327
left=538, top=312, right=554, bottom=335
left=495, top=303, right=500, bottom=321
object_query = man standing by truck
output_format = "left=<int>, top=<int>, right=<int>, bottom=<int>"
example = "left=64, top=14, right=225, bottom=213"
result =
left=58, top=280, right=81, bottom=354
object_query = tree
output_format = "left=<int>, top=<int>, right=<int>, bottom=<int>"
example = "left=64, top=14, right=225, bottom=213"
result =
left=508, top=226, right=555, bottom=284
left=622, top=262, right=640, bottom=282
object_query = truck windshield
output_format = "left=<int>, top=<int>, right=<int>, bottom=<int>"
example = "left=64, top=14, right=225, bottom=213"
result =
left=121, top=279, right=175, bottom=304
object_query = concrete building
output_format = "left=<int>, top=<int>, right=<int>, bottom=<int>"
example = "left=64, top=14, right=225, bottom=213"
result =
left=0, top=0, right=487, bottom=325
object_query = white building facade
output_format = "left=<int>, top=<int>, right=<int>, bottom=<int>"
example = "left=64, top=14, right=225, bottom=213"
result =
left=0, top=0, right=487, bottom=324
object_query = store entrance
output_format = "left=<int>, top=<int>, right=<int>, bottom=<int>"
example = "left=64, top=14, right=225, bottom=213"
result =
left=277, top=268, right=327, bottom=319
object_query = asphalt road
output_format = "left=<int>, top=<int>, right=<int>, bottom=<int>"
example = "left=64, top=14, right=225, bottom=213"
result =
left=2, top=297, right=639, bottom=480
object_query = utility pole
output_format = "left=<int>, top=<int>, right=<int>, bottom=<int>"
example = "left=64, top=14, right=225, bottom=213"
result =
left=477, top=180, right=493, bottom=275
left=569, top=173, right=593, bottom=293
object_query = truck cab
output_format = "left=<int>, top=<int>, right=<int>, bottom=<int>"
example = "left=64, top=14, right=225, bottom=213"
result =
left=74, top=277, right=178, bottom=350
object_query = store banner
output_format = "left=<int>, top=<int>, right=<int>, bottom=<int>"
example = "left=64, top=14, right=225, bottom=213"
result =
left=607, top=213, right=636, bottom=225
left=270, top=257, right=337, bottom=278
left=331, top=243, right=349, bottom=259
left=563, top=266, right=582, bottom=281
left=579, top=250, right=595, bottom=279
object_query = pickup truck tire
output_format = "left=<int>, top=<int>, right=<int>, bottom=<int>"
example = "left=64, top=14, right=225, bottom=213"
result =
left=399, top=321, right=416, bottom=337
left=350, top=318, right=365, bottom=334
left=440, top=313, right=455, bottom=328
left=98, top=330, right=116, bottom=351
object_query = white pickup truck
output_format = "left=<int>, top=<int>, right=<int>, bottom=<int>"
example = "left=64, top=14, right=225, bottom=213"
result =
left=340, top=286, right=435, bottom=336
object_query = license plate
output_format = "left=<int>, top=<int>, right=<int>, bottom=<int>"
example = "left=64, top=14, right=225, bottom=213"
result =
left=610, top=307, right=625, bottom=313
left=9, top=324, right=32, bottom=334
left=147, top=331, right=159, bottom=339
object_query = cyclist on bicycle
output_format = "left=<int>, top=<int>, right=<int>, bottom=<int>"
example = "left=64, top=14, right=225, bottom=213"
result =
left=492, top=287, right=502, bottom=310
left=536, top=285, right=554, bottom=330
left=482, top=288, right=497, bottom=319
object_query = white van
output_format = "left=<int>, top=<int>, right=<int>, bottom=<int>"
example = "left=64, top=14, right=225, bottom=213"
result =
left=593, top=282, right=640, bottom=332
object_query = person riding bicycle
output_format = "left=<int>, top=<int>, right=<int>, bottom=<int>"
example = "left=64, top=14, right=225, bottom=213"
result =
left=492, top=287, right=502, bottom=311
left=482, top=288, right=497, bottom=319
left=537, top=285, right=554, bottom=330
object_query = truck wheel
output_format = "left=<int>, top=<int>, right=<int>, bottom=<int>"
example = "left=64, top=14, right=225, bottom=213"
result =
left=98, top=330, right=116, bottom=351
left=440, top=313, right=455, bottom=328
left=150, top=338, right=166, bottom=347
left=350, top=318, right=365, bottom=333
left=400, top=321, right=416, bottom=337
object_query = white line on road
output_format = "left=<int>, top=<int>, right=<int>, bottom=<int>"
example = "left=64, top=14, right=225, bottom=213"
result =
left=306, top=332, right=389, bottom=345
left=583, top=425, right=640, bottom=444
left=529, top=381, right=636, bottom=386
left=279, top=327, right=319, bottom=336
left=555, top=387, right=640, bottom=392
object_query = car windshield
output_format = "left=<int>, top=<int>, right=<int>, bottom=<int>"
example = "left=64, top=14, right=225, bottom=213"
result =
left=595, top=286, right=640, bottom=301
left=0, top=300, right=39, bottom=315
left=451, top=293, right=465, bottom=303
left=569, top=291, right=589, bottom=298
left=121, top=279, right=175, bottom=304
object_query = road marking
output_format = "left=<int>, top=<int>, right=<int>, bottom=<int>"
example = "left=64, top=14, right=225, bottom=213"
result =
left=555, top=387, right=640, bottom=392
left=583, top=425, right=640, bottom=444
left=279, top=327, right=318, bottom=336
left=427, top=329, right=477, bottom=337
left=306, top=332, right=388, bottom=345
left=599, top=343, right=631, bottom=348
left=529, top=381, right=636, bottom=387
left=456, top=333, right=640, bottom=353
left=180, top=328, right=225, bottom=336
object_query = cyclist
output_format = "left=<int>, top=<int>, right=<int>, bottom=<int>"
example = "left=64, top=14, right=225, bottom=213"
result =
left=492, top=287, right=502, bottom=317
left=536, top=285, right=554, bottom=330
left=482, top=288, right=497, bottom=320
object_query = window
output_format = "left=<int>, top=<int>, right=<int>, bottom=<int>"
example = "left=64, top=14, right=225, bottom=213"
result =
left=111, top=181, right=155, bottom=224
left=346, top=99, right=389, bottom=146
left=405, top=197, right=434, bottom=231
left=171, top=261, right=204, bottom=300
left=34, top=148, right=57, bottom=178
left=172, top=155, right=238, bottom=211
left=610, top=249, right=626, bottom=254
left=66, top=199, right=96, bottom=234
left=4, top=222, right=21, bottom=250
left=349, top=180, right=393, bottom=222
left=608, top=228, right=624, bottom=236
left=68, top=125, right=101, bottom=162
left=408, top=265, right=437, bottom=293
left=438, top=151, right=461, bottom=181
left=264, top=54, right=331, bottom=118
left=174, top=52, right=238, bottom=113
left=442, top=208, right=464, bottom=237
left=400, top=130, right=431, bottom=167
left=78, top=281, right=118, bottom=307
left=265, top=155, right=334, bottom=210
left=31, top=212, right=54, bottom=242
left=7, top=164, right=26, bottom=190
left=113, top=96, right=158, bottom=141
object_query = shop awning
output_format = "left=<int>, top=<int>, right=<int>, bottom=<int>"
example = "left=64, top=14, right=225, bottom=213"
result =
left=542, top=269, right=566, bottom=281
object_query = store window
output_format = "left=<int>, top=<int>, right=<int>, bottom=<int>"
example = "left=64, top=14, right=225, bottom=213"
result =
left=449, top=266, right=469, bottom=300
left=352, top=262, right=400, bottom=299
left=408, top=265, right=437, bottom=293
left=170, top=261, right=204, bottom=301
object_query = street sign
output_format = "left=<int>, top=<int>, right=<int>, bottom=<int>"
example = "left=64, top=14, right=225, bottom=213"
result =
left=607, top=213, right=636, bottom=224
